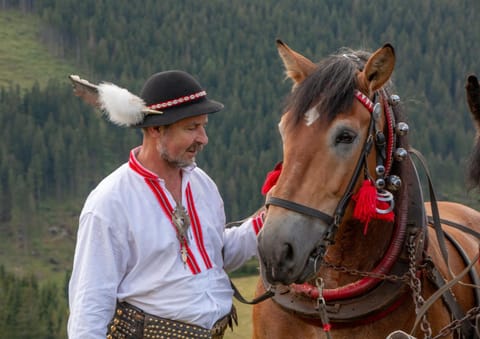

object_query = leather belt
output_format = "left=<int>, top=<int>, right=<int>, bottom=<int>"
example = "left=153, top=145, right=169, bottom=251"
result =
left=106, top=301, right=234, bottom=339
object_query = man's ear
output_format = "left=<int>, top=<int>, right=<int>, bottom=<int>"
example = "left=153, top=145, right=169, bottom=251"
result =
left=145, top=126, right=162, bottom=136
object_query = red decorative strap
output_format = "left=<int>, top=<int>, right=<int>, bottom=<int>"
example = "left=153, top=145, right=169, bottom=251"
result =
left=354, top=89, right=374, bottom=113
left=148, top=90, right=207, bottom=110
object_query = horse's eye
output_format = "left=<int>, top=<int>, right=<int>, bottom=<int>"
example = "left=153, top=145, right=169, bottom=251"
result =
left=335, top=131, right=356, bottom=144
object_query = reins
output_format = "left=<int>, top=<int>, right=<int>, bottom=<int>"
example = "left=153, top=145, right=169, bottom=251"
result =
left=225, top=218, right=275, bottom=305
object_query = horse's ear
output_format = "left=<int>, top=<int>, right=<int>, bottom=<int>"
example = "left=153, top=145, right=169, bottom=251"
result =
left=358, top=43, right=395, bottom=94
left=466, top=74, right=480, bottom=129
left=276, top=39, right=316, bottom=85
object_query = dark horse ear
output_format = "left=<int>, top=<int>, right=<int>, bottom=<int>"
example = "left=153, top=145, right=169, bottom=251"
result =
left=358, top=43, right=395, bottom=95
left=466, top=74, right=480, bottom=190
left=276, top=39, right=317, bottom=87
left=466, top=74, right=480, bottom=129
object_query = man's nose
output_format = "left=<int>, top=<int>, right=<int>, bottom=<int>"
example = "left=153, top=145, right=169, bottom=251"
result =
left=197, top=128, right=208, bottom=145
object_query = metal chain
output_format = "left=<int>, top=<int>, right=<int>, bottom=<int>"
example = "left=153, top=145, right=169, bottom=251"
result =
left=431, top=306, right=480, bottom=338
left=320, top=235, right=480, bottom=338
left=320, top=261, right=410, bottom=283
left=321, top=235, right=434, bottom=338
left=407, top=235, right=432, bottom=339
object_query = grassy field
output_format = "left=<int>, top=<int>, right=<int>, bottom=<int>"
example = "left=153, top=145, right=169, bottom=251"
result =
left=0, top=9, right=77, bottom=90
left=225, top=275, right=259, bottom=339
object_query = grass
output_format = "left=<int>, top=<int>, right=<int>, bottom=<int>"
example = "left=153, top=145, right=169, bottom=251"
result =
left=225, top=275, right=259, bottom=339
left=0, top=198, right=80, bottom=285
left=0, top=9, right=77, bottom=90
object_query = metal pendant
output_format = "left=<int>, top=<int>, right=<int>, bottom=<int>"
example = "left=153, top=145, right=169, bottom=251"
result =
left=172, top=205, right=191, bottom=242
left=172, top=205, right=191, bottom=266
left=180, top=245, right=188, bottom=266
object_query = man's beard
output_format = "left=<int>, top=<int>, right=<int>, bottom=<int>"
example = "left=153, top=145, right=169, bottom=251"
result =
left=158, top=142, right=204, bottom=168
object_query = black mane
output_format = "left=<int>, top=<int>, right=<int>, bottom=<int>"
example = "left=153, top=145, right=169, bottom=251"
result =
left=285, top=49, right=371, bottom=124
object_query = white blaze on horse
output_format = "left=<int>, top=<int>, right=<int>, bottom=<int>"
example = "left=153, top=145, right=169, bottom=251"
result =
left=253, top=41, right=480, bottom=339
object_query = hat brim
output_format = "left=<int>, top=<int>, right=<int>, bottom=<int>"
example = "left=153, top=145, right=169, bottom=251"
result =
left=133, top=98, right=224, bottom=128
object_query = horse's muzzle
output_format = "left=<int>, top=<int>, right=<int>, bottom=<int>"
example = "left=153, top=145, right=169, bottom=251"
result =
left=257, top=210, right=329, bottom=285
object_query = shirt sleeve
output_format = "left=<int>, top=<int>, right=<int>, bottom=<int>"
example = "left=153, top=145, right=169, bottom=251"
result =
left=67, top=211, right=129, bottom=339
left=222, top=211, right=264, bottom=272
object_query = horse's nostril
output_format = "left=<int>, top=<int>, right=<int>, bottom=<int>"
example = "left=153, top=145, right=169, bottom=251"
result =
left=281, top=242, right=294, bottom=262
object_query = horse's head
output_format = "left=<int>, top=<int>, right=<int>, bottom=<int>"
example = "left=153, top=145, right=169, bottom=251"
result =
left=257, top=40, right=398, bottom=285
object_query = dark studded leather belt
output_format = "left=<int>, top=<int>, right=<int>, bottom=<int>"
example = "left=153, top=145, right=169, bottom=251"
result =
left=106, top=301, right=236, bottom=339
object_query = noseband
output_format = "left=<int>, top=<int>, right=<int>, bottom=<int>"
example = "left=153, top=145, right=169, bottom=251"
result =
left=266, top=90, right=379, bottom=245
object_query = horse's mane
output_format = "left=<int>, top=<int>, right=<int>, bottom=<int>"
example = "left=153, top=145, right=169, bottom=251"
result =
left=285, top=48, right=393, bottom=124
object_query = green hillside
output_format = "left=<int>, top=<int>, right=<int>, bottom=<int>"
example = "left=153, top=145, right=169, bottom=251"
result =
left=0, top=10, right=76, bottom=90
left=0, top=9, right=85, bottom=283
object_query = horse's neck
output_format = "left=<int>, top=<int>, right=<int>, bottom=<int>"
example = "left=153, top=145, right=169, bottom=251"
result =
left=321, top=219, right=394, bottom=288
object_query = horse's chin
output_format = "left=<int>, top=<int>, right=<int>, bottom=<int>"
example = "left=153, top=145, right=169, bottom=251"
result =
left=259, top=253, right=320, bottom=286
left=295, top=254, right=321, bottom=283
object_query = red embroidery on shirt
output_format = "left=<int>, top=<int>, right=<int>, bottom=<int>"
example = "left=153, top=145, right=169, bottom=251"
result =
left=145, top=179, right=201, bottom=274
left=186, top=184, right=213, bottom=269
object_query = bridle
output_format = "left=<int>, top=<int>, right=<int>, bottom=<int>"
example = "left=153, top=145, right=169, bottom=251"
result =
left=265, top=89, right=381, bottom=248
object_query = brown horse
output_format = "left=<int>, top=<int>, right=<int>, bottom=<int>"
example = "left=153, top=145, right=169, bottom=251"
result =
left=253, top=41, right=480, bottom=339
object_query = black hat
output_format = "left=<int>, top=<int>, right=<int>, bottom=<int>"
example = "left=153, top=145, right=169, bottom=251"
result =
left=135, top=70, right=224, bottom=128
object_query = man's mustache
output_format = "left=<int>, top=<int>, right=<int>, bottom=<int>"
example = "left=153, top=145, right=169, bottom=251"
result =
left=187, top=143, right=204, bottom=153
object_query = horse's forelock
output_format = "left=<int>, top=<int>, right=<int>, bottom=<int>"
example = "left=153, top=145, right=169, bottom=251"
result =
left=285, top=53, right=363, bottom=125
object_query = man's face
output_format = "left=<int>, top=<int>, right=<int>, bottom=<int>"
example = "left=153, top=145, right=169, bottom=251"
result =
left=156, top=114, right=209, bottom=168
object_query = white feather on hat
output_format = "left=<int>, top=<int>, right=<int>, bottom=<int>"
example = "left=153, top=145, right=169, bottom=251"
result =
left=97, top=83, right=147, bottom=126
left=69, top=74, right=163, bottom=127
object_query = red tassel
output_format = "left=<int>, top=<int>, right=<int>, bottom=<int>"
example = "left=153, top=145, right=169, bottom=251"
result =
left=261, top=162, right=283, bottom=195
left=352, top=179, right=395, bottom=234
left=352, top=180, right=377, bottom=232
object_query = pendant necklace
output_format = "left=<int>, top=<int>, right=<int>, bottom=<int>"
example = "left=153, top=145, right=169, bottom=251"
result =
left=172, top=204, right=191, bottom=265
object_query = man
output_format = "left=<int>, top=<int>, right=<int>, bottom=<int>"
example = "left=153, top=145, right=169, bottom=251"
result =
left=67, top=70, right=264, bottom=338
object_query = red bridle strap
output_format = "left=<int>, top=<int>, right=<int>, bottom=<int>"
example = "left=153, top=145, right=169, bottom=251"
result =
left=354, top=89, right=374, bottom=113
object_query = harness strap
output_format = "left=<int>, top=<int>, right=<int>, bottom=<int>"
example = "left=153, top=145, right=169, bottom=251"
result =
left=426, top=264, right=476, bottom=338
left=428, top=216, right=480, bottom=239
left=266, top=197, right=334, bottom=224
left=441, top=229, right=480, bottom=309
left=409, top=148, right=451, bottom=273
left=410, top=147, right=480, bottom=338
left=411, top=250, right=480, bottom=336
left=427, top=216, right=480, bottom=306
